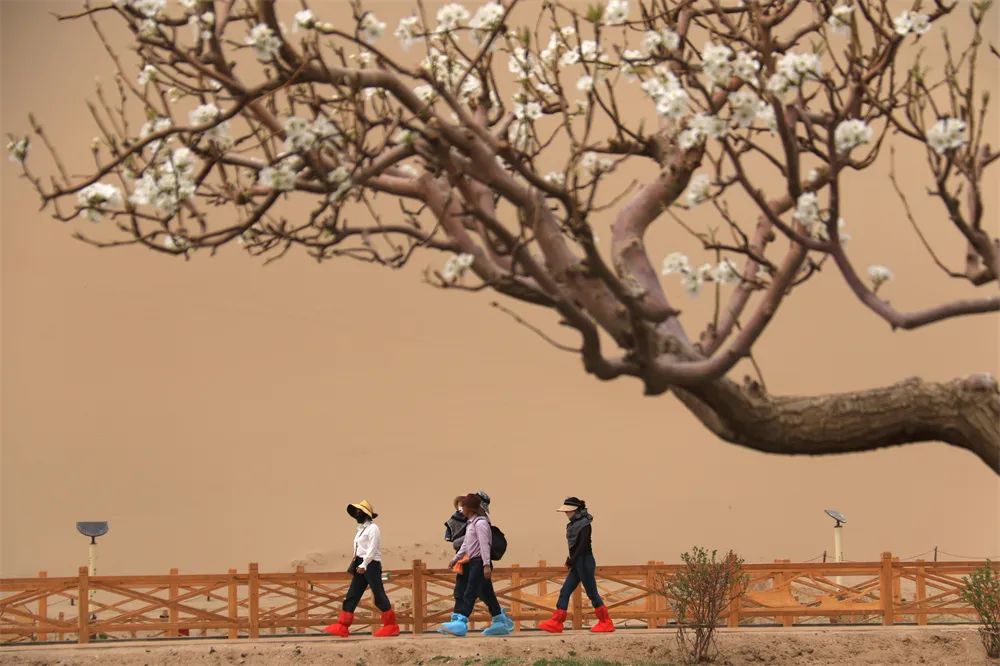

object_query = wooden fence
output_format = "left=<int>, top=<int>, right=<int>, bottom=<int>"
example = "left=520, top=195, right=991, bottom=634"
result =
left=1, top=552, right=992, bottom=644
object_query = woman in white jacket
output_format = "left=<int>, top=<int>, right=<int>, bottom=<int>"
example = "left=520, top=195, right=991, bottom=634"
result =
left=323, top=500, right=400, bottom=638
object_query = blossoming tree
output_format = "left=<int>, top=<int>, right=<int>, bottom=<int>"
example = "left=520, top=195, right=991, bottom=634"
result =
left=9, top=0, right=999, bottom=470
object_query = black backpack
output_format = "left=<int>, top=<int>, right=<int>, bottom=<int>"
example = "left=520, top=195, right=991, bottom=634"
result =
left=490, top=525, right=508, bottom=561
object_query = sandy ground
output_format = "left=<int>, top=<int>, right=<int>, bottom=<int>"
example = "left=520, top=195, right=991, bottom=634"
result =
left=1, top=626, right=998, bottom=665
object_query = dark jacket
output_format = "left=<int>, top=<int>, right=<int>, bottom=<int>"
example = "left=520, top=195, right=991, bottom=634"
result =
left=444, top=511, right=468, bottom=552
left=565, top=510, right=594, bottom=566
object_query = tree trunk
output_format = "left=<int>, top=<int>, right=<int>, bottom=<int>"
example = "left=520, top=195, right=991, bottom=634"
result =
left=672, top=374, right=1000, bottom=472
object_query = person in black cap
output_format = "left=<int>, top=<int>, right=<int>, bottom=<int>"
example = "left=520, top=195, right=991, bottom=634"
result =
left=537, top=496, right=614, bottom=633
left=323, top=500, right=400, bottom=638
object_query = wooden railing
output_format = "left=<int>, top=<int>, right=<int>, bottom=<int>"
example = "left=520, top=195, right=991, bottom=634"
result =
left=1, top=552, right=992, bottom=644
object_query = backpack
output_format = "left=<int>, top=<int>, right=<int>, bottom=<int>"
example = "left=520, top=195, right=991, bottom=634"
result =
left=490, top=525, right=508, bottom=561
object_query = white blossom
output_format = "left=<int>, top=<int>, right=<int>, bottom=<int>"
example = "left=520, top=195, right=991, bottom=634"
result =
left=245, top=23, right=281, bottom=61
left=513, top=101, right=543, bottom=121
left=508, top=47, right=534, bottom=80
left=793, top=192, right=821, bottom=227
left=768, top=52, right=822, bottom=98
left=576, top=75, right=595, bottom=93
left=414, top=84, right=436, bottom=103
left=544, top=171, right=565, bottom=186
left=77, top=182, right=122, bottom=222
left=559, top=48, right=581, bottom=67
left=508, top=119, right=532, bottom=151
left=442, top=253, right=475, bottom=283
left=732, top=51, right=760, bottom=83
left=620, top=49, right=645, bottom=81
left=701, top=41, right=733, bottom=87
left=661, top=252, right=691, bottom=275
left=470, top=2, right=504, bottom=34
left=395, top=16, right=421, bottom=49
left=603, top=0, right=629, bottom=26
left=258, top=160, right=300, bottom=192
left=7, top=137, right=29, bottom=163
left=868, top=264, right=893, bottom=289
left=162, top=234, right=189, bottom=251
left=129, top=147, right=198, bottom=215
left=893, top=10, right=930, bottom=36
left=293, top=10, right=316, bottom=31
left=713, top=258, right=740, bottom=284
left=643, top=29, right=678, bottom=53
left=436, top=3, right=470, bottom=32
left=283, top=116, right=317, bottom=152
left=728, top=89, right=764, bottom=128
left=681, top=264, right=713, bottom=296
left=834, top=118, right=873, bottom=154
left=360, top=13, right=386, bottom=43
left=811, top=217, right=849, bottom=243
left=685, top=173, right=711, bottom=205
left=312, top=116, right=341, bottom=144
left=679, top=113, right=726, bottom=149
left=137, top=64, right=157, bottom=86
left=927, top=118, right=967, bottom=155
left=827, top=4, right=853, bottom=35
left=130, top=0, right=165, bottom=18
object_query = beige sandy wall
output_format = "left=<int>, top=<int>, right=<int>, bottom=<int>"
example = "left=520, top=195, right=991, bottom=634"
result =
left=0, top=1, right=997, bottom=578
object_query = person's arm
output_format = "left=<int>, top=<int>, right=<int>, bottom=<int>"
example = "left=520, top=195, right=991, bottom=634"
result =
left=476, top=519, right=493, bottom=569
left=567, top=524, right=591, bottom=566
left=450, top=528, right=470, bottom=566
left=358, top=524, right=380, bottom=571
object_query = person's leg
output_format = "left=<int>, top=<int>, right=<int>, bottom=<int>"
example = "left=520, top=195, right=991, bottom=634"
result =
left=577, top=554, right=604, bottom=608
left=538, top=567, right=577, bottom=633
left=454, top=570, right=469, bottom=613
left=365, top=562, right=392, bottom=612
left=365, top=562, right=400, bottom=637
left=479, top=578, right=502, bottom=617
left=556, top=565, right=582, bottom=610
left=342, top=562, right=370, bottom=613
left=325, top=559, right=367, bottom=637
left=579, top=555, right=614, bottom=633
left=479, top=576, right=511, bottom=636
left=442, top=559, right=484, bottom=636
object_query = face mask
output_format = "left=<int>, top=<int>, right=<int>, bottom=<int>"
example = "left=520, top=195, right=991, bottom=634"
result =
left=355, top=514, right=368, bottom=524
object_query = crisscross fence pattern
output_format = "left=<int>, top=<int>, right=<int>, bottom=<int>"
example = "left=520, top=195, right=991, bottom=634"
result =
left=2, top=552, right=993, bottom=644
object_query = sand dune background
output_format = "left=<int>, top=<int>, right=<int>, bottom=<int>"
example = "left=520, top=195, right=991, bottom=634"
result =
left=1, top=1, right=997, bottom=579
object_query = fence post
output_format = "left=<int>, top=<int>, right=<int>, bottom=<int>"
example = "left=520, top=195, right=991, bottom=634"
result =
left=295, top=565, right=306, bottom=634
left=58, top=611, right=66, bottom=641
left=915, top=560, right=927, bottom=626
left=248, top=562, right=260, bottom=638
left=892, top=557, right=902, bottom=605
left=510, top=564, right=522, bottom=632
left=571, top=584, right=583, bottom=630
left=645, top=560, right=657, bottom=629
left=38, top=571, right=48, bottom=642
left=227, top=568, right=239, bottom=639
left=78, top=566, right=90, bottom=644
left=537, top=560, right=547, bottom=630
left=168, top=568, right=179, bottom=638
left=412, top=560, right=425, bottom=635
left=775, top=559, right=795, bottom=627
left=880, top=552, right=894, bottom=626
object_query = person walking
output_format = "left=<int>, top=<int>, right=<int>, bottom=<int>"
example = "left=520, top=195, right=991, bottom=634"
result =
left=537, top=497, right=615, bottom=633
left=323, top=500, right=400, bottom=638
left=440, top=493, right=511, bottom=636
left=443, top=492, right=513, bottom=633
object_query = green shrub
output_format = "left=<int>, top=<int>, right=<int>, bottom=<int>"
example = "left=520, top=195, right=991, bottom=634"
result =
left=961, top=561, right=1000, bottom=658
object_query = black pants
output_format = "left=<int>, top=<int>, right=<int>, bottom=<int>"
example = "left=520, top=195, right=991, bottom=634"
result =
left=556, top=552, right=604, bottom=610
left=455, top=557, right=501, bottom=618
left=343, top=558, right=391, bottom=613
left=454, top=566, right=501, bottom=615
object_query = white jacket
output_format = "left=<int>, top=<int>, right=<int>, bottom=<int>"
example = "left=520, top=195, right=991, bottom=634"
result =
left=354, top=521, right=382, bottom=569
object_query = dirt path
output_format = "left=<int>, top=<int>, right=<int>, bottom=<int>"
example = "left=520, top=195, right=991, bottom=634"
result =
left=2, top=626, right=996, bottom=665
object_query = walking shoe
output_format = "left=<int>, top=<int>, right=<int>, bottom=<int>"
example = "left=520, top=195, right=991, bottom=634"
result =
left=440, top=613, right=469, bottom=636
left=482, top=613, right=513, bottom=636
left=323, top=610, right=353, bottom=637
left=537, top=609, right=567, bottom=633
left=373, top=609, right=400, bottom=637
left=437, top=613, right=461, bottom=634
left=590, top=605, right=615, bottom=632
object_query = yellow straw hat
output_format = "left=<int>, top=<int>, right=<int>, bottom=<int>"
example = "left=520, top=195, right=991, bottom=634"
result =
left=346, top=499, right=378, bottom=520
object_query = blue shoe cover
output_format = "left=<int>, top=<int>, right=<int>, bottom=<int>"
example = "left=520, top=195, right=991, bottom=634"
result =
left=441, top=613, right=468, bottom=636
left=482, top=614, right=513, bottom=636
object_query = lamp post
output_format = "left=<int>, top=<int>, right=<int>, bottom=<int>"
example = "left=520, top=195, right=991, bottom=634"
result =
left=76, top=522, right=108, bottom=611
left=824, top=510, right=847, bottom=588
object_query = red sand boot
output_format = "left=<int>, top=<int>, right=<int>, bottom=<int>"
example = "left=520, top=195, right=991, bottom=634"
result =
left=323, top=610, right=353, bottom=637
left=373, top=609, right=400, bottom=637
left=590, top=605, right=615, bottom=632
left=537, top=609, right=567, bottom=633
